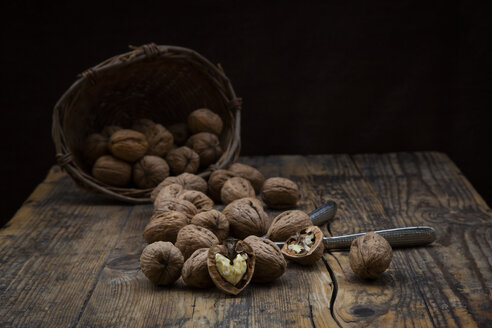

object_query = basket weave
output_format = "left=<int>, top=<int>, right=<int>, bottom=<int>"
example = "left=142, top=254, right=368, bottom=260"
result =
left=52, top=43, right=242, bottom=203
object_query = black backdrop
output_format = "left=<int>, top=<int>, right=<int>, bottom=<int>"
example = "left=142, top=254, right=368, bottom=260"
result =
left=1, top=1, right=491, bottom=227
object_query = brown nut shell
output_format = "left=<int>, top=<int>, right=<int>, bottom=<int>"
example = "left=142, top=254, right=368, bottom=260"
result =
left=139, top=123, right=174, bottom=157
left=191, top=210, right=229, bottom=241
left=109, top=129, right=149, bottom=162
left=281, top=226, right=324, bottom=265
left=177, top=190, right=214, bottom=212
left=261, top=177, right=299, bottom=209
left=207, top=238, right=255, bottom=295
left=151, top=173, right=208, bottom=201
left=143, top=211, right=189, bottom=244
left=153, top=183, right=184, bottom=205
left=140, top=241, right=184, bottom=286
left=182, top=248, right=214, bottom=288
left=222, top=197, right=269, bottom=239
left=131, top=118, right=156, bottom=133
left=266, top=210, right=312, bottom=242
left=82, top=133, right=108, bottom=166
left=166, top=146, right=200, bottom=175
left=243, top=235, right=286, bottom=283
left=168, top=123, right=188, bottom=146
left=228, top=163, right=265, bottom=193
left=207, top=169, right=239, bottom=201
left=188, top=108, right=223, bottom=135
left=92, top=155, right=132, bottom=187
left=221, top=177, right=256, bottom=204
left=175, top=225, right=219, bottom=260
left=153, top=198, right=197, bottom=221
left=186, top=132, right=223, bottom=167
left=349, top=232, right=392, bottom=279
left=133, top=155, right=170, bottom=189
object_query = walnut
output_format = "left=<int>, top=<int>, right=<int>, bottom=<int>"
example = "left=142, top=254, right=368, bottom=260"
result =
left=186, top=132, right=223, bottom=167
left=349, top=232, right=392, bottom=279
left=228, top=163, right=265, bottom=193
left=281, top=226, right=324, bottom=265
left=243, top=235, right=286, bottom=283
left=102, top=125, right=122, bottom=137
left=153, top=198, right=197, bottom=221
left=261, top=177, right=299, bottom=209
left=168, top=123, right=188, bottom=146
left=133, top=155, right=169, bottom=189
left=191, top=210, right=229, bottom=241
left=134, top=121, right=174, bottom=157
left=131, top=118, right=156, bottom=133
left=151, top=173, right=207, bottom=201
left=166, top=146, right=200, bottom=175
left=175, top=224, right=219, bottom=260
left=92, top=155, right=132, bottom=187
left=207, top=238, right=255, bottom=295
left=207, top=169, right=239, bottom=201
left=82, top=133, right=108, bottom=165
left=140, top=241, right=183, bottom=286
left=177, top=190, right=214, bottom=212
left=188, top=108, right=223, bottom=135
left=143, top=211, right=189, bottom=244
left=153, top=183, right=184, bottom=205
left=222, top=197, right=269, bottom=239
left=266, top=210, right=312, bottom=242
left=182, top=248, right=214, bottom=288
left=109, top=129, right=148, bottom=162
left=221, top=177, right=256, bottom=204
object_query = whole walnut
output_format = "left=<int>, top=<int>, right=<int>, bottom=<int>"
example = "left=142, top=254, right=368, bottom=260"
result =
left=266, top=210, right=312, bottom=242
left=228, top=163, right=265, bottom=193
left=82, top=133, right=108, bottom=165
left=143, top=211, right=189, bottom=244
left=182, top=248, right=214, bottom=288
left=151, top=173, right=207, bottom=201
left=188, top=108, right=223, bottom=135
left=92, top=155, right=132, bottom=187
left=133, top=121, right=174, bottom=157
left=221, top=177, right=256, bottom=204
left=102, top=125, right=122, bottom=137
left=109, top=129, right=148, bottom=162
left=207, top=169, right=239, bottom=201
left=153, top=183, right=184, bottom=205
left=140, top=241, right=183, bottom=286
left=222, top=197, right=269, bottom=239
left=175, top=224, right=219, bottom=260
left=244, top=235, right=286, bottom=283
left=191, top=210, right=229, bottom=241
left=186, top=132, right=223, bottom=167
left=261, top=177, right=299, bottom=209
left=153, top=198, right=198, bottom=221
left=178, top=190, right=214, bottom=212
left=168, top=123, right=188, bottom=146
left=349, top=232, right=392, bottom=279
left=133, top=155, right=169, bottom=189
left=166, top=146, right=200, bottom=175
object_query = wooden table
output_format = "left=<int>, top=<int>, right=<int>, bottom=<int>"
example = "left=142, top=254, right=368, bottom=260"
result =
left=1, top=152, right=491, bottom=327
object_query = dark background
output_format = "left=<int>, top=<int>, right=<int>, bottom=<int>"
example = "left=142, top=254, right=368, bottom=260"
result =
left=1, top=1, right=491, bottom=227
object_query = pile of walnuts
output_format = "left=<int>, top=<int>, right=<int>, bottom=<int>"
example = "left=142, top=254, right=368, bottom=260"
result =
left=83, top=108, right=225, bottom=188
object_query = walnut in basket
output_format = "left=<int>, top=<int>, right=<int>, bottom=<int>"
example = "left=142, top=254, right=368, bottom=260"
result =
left=133, top=155, right=169, bottom=189
left=166, top=146, right=200, bottom=175
left=186, top=132, right=223, bottom=167
left=109, top=129, right=148, bottom=162
left=82, top=133, right=109, bottom=166
left=188, top=108, right=223, bottom=135
left=92, top=155, right=132, bottom=187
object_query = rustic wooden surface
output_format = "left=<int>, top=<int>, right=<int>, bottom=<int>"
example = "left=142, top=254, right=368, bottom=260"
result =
left=1, top=152, right=491, bottom=327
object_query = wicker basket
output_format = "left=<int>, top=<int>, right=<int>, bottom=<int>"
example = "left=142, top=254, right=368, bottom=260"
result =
left=52, top=43, right=242, bottom=203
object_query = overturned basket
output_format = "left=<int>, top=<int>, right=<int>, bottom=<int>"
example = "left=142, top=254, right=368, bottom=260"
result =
left=52, top=43, right=242, bottom=203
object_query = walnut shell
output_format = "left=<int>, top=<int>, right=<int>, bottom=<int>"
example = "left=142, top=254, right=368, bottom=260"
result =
left=243, top=235, right=286, bottom=283
left=207, top=238, right=255, bottom=295
left=166, top=146, right=200, bottom=175
left=82, top=133, right=109, bottom=166
left=188, top=108, right=223, bottom=135
left=349, top=232, right=392, bottom=279
left=133, top=155, right=170, bottom=189
left=143, top=211, right=189, bottom=244
left=109, top=129, right=149, bottom=162
left=228, top=163, right=265, bottom=193
left=186, top=132, right=223, bottom=167
left=266, top=210, right=312, bottom=242
left=261, top=177, right=299, bottom=209
left=207, top=169, right=239, bottom=201
left=92, top=155, right=132, bottom=187
left=151, top=173, right=208, bottom=201
left=134, top=121, right=174, bottom=157
left=222, top=197, right=269, bottom=239
left=131, top=118, right=156, bottom=133
left=102, top=125, right=122, bottom=137
left=281, top=226, right=324, bottom=265
left=140, top=241, right=184, bottom=286
left=168, top=123, right=188, bottom=146
left=153, top=198, right=198, bottom=221
left=191, top=210, right=229, bottom=241
left=175, top=224, right=219, bottom=260
left=221, top=177, right=256, bottom=204
left=182, top=248, right=214, bottom=288
left=153, top=183, right=184, bottom=205
left=178, top=190, right=214, bottom=212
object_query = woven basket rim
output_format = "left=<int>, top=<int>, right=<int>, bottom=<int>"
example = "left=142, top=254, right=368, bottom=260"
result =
left=52, top=43, right=242, bottom=204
